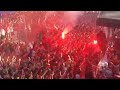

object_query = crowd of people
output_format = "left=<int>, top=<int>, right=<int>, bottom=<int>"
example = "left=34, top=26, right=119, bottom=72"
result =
left=0, top=11, right=119, bottom=79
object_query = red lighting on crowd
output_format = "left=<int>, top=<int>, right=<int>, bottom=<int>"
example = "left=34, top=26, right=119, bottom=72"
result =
left=0, top=11, right=109, bottom=79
